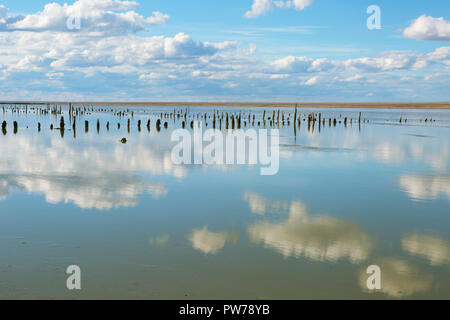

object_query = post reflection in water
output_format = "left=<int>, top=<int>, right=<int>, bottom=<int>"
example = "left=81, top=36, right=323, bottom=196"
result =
left=0, top=104, right=449, bottom=299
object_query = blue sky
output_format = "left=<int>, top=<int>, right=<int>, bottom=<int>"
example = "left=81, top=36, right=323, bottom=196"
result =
left=0, top=0, right=449, bottom=101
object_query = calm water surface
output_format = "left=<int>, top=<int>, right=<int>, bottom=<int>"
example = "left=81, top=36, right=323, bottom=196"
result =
left=0, top=105, right=449, bottom=299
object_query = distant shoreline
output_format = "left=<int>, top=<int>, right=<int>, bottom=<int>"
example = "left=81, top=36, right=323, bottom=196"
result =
left=1, top=102, right=450, bottom=109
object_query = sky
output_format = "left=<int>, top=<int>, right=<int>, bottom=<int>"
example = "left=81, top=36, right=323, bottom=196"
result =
left=0, top=0, right=449, bottom=102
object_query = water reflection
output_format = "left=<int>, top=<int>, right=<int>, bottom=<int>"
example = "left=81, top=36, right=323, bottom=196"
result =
left=1, top=106, right=448, bottom=211
left=359, top=258, right=433, bottom=298
left=284, top=128, right=449, bottom=172
left=402, top=234, right=450, bottom=266
left=247, top=196, right=373, bottom=263
left=1, top=105, right=449, bottom=299
left=148, top=235, right=170, bottom=247
left=0, top=173, right=166, bottom=210
left=398, top=174, right=450, bottom=201
left=242, top=192, right=289, bottom=215
left=0, top=134, right=181, bottom=209
left=189, top=227, right=238, bottom=255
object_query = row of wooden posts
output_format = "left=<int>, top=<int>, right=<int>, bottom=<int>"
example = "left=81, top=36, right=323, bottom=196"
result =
left=2, top=104, right=367, bottom=125
left=1, top=103, right=434, bottom=125
left=5, top=104, right=432, bottom=139
left=1, top=111, right=368, bottom=138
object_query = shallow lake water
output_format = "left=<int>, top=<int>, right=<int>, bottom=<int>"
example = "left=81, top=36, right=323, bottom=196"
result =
left=0, top=105, right=449, bottom=299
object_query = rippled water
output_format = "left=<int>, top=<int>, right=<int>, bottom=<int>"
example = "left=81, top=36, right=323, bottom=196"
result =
left=0, top=105, right=449, bottom=299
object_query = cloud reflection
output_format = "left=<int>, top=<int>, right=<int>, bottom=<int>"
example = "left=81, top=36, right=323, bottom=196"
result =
left=0, top=134, right=181, bottom=209
left=289, top=127, right=449, bottom=172
left=359, top=258, right=433, bottom=298
left=247, top=195, right=373, bottom=263
left=149, top=234, right=170, bottom=246
left=242, top=191, right=289, bottom=215
left=0, top=174, right=166, bottom=210
left=402, top=234, right=450, bottom=266
left=398, top=174, right=450, bottom=201
left=189, top=227, right=238, bottom=255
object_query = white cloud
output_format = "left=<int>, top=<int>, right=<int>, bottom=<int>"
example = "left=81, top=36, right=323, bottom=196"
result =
left=1, top=0, right=169, bottom=35
left=188, top=227, right=238, bottom=254
left=244, top=0, right=314, bottom=19
left=340, top=74, right=363, bottom=82
left=290, top=0, right=314, bottom=11
left=1, top=2, right=450, bottom=101
left=342, top=51, right=425, bottom=72
left=0, top=30, right=237, bottom=78
left=403, top=15, right=450, bottom=41
left=271, top=56, right=315, bottom=72
left=0, top=4, right=24, bottom=29
left=0, top=5, right=8, bottom=21
left=270, top=50, right=437, bottom=75
left=270, top=74, right=289, bottom=79
left=427, top=46, right=450, bottom=60
left=304, top=76, right=318, bottom=85
left=244, top=0, right=273, bottom=19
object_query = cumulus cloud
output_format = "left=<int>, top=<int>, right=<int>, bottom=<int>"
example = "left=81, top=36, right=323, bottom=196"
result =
left=359, top=258, right=432, bottom=298
left=188, top=227, right=238, bottom=254
left=248, top=198, right=373, bottom=263
left=0, top=26, right=238, bottom=81
left=0, top=5, right=8, bottom=20
left=1, top=2, right=450, bottom=100
left=244, top=0, right=273, bottom=19
left=271, top=50, right=432, bottom=74
left=261, top=47, right=450, bottom=99
left=398, top=174, right=450, bottom=201
left=402, top=234, right=450, bottom=266
left=1, top=0, right=169, bottom=34
left=403, top=15, right=450, bottom=41
left=426, top=46, right=450, bottom=61
left=304, top=76, right=318, bottom=85
left=244, top=0, right=314, bottom=19
left=0, top=4, right=24, bottom=29
left=42, top=32, right=235, bottom=70
left=343, top=51, right=427, bottom=72
left=271, top=56, right=315, bottom=72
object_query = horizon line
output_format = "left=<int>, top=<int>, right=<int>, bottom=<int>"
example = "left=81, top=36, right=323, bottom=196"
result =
left=1, top=101, right=450, bottom=109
